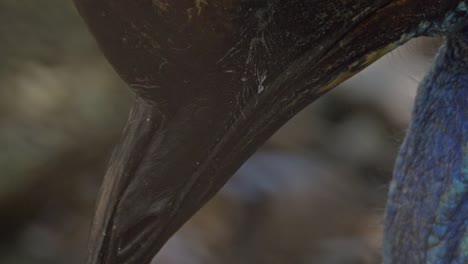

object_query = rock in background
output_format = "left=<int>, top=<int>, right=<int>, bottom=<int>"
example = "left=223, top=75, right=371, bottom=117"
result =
left=0, top=2, right=442, bottom=264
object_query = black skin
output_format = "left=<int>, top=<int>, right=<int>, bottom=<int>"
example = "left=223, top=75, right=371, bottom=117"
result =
left=72, top=0, right=467, bottom=263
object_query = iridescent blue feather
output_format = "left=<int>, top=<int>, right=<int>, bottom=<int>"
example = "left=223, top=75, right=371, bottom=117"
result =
left=384, top=30, right=468, bottom=263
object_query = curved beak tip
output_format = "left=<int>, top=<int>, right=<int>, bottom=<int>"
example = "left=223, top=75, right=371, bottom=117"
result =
left=72, top=0, right=468, bottom=263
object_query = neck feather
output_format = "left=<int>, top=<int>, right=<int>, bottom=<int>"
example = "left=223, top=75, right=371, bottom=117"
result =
left=383, top=33, right=468, bottom=263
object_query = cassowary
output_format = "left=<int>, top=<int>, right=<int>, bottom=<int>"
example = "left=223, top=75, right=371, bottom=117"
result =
left=72, top=1, right=468, bottom=263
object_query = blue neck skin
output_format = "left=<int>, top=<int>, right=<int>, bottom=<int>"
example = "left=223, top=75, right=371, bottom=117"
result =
left=383, top=31, right=468, bottom=263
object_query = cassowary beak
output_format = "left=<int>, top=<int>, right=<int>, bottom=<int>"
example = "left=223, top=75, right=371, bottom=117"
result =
left=72, top=0, right=465, bottom=263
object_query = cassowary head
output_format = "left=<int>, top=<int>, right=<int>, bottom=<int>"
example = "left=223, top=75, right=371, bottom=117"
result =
left=72, top=0, right=468, bottom=263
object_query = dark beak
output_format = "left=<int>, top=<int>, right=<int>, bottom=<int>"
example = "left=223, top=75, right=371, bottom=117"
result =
left=72, top=0, right=464, bottom=263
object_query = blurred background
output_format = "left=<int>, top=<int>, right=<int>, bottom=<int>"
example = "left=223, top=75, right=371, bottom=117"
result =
left=0, top=2, right=444, bottom=264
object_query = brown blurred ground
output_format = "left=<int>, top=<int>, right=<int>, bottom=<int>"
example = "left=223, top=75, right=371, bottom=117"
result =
left=0, top=2, right=442, bottom=264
